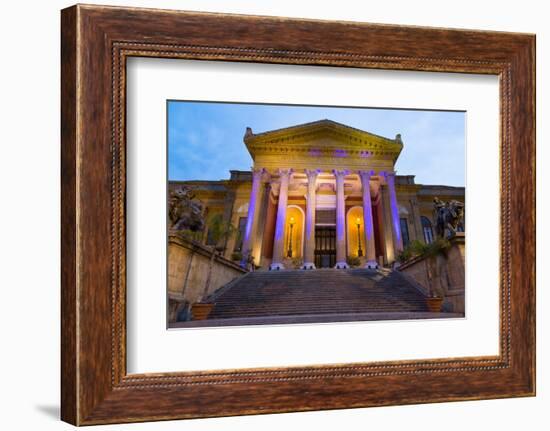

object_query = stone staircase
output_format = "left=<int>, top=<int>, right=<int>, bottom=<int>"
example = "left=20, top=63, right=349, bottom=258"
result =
left=205, top=268, right=430, bottom=320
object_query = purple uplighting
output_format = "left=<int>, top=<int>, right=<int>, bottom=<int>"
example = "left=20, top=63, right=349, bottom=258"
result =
left=309, top=149, right=322, bottom=157
left=387, top=176, right=402, bottom=245
left=365, top=215, right=373, bottom=240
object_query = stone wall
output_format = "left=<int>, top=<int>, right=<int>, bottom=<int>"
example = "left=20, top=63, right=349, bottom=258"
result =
left=168, top=234, right=247, bottom=321
left=398, top=233, right=465, bottom=313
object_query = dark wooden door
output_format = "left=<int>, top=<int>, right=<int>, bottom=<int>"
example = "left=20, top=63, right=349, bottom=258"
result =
left=314, top=226, right=336, bottom=268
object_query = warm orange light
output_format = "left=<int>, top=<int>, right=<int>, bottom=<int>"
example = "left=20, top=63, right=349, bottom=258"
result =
left=290, top=217, right=295, bottom=224
left=356, top=217, right=361, bottom=224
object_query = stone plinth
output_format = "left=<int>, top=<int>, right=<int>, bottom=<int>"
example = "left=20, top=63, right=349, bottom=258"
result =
left=398, top=233, right=465, bottom=313
left=168, top=234, right=247, bottom=322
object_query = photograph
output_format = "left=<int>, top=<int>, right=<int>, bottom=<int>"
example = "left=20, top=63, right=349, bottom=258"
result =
left=167, top=101, right=466, bottom=328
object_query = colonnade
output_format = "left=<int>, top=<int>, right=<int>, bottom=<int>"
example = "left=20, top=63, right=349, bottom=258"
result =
left=241, top=168, right=402, bottom=270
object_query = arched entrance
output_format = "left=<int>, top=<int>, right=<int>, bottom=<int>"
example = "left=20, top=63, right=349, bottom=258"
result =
left=284, top=205, right=305, bottom=260
left=346, top=206, right=364, bottom=258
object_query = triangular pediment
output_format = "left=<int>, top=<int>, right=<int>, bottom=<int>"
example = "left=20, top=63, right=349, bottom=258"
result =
left=244, top=119, right=403, bottom=163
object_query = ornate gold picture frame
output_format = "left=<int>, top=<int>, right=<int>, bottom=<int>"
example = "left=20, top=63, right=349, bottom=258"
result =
left=61, top=4, right=535, bottom=425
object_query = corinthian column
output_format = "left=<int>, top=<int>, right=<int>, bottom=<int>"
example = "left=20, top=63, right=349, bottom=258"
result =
left=333, top=169, right=350, bottom=269
left=358, top=170, right=378, bottom=269
left=270, top=169, right=293, bottom=270
left=240, top=168, right=264, bottom=267
left=384, top=172, right=404, bottom=254
left=302, top=169, right=320, bottom=270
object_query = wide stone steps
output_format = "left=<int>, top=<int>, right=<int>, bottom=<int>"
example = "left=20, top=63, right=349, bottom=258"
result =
left=206, top=268, right=429, bottom=320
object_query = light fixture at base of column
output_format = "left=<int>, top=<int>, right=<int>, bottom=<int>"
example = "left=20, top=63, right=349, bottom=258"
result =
left=365, top=260, right=379, bottom=269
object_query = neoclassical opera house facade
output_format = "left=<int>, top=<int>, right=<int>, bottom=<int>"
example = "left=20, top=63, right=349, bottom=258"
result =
left=170, top=120, right=464, bottom=270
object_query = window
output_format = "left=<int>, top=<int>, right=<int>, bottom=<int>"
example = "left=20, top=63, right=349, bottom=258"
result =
left=399, top=218, right=410, bottom=248
left=234, top=217, right=248, bottom=251
left=421, top=216, right=434, bottom=244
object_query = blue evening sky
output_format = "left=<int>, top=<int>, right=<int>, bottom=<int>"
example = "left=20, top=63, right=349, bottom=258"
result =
left=168, top=101, right=465, bottom=187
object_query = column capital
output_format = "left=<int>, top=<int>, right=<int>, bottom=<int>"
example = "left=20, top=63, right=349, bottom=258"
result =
left=357, top=169, right=376, bottom=183
left=277, top=168, right=294, bottom=180
left=332, top=169, right=350, bottom=180
left=251, top=167, right=266, bottom=181
left=305, top=168, right=321, bottom=181
left=379, top=171, right=396, bottom=181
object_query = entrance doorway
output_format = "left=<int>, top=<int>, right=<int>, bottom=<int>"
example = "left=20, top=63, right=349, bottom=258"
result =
left=314, top=226, right=336, bottom=268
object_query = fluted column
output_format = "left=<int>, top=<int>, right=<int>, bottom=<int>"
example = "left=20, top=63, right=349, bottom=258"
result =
left=333, top=169, right=350, bottom=269
left=270, top=169, right=293, bottom=270
left=240, top=168, right=264, bottom=267
left=302, top=169, right=320, bottom=270
left=358, top=170, right=378, bottom=269
left=384, top=172, right=404, bottom=254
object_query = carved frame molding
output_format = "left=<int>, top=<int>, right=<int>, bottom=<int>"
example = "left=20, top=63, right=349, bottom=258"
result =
left=61, top=4, right=535, bottom=425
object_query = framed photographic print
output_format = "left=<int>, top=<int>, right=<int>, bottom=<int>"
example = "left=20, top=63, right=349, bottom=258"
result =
left=61, top=4, right=535, bottom=425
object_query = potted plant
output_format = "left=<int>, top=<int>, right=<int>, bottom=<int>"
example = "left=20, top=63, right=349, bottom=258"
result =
left=191, top=302, right=215, bottom=320
left=397, top=239, right=449, bottom=312
left=346, top=254, right=361, bottom=267
left=231, top=251, right=243, bottom=262
left=426, top=290, right=444, bottom=312
left=396, top=240, right=428, bottom=264
left=291, top=257, right=303, bottom=269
